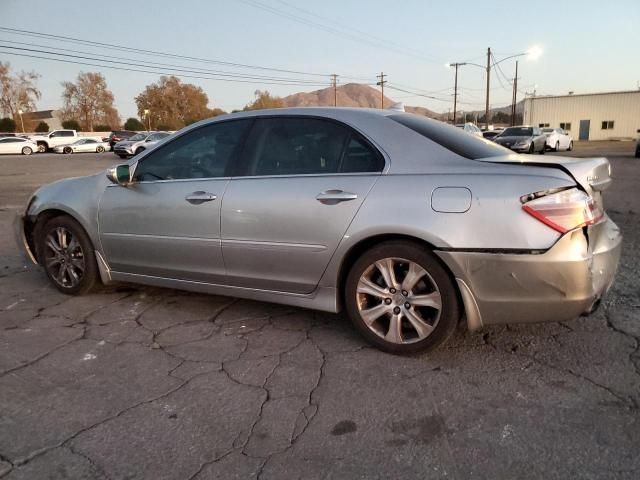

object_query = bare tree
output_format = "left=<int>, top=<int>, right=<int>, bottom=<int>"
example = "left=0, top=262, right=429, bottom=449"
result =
left=0, top=62, right=41, bottom=118
left=61, top=72, right=120, bottom=131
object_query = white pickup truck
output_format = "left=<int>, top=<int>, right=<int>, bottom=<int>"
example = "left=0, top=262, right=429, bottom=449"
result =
left=29, top=130, right=79, bottom=153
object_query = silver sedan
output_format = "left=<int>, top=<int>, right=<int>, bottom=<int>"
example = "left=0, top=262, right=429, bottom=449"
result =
left=53, top=138, right=111, bottom=154
left=15, top=108, right=622, bottom=354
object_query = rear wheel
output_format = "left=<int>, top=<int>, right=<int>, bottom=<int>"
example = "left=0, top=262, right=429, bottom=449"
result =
left=35, top=216, right=99, bottom=295
left=63, top=146, right=73, bottom=154
left=37, top=143, right=47, bottom=153
left=21, top=146, right=33, bottom=155
left=344, top=241, right=459, bottom=354
left=568, top=141, right=574, bottom=151
left=555, top=141, right=560, bottom=151
left=96, top=145, right=105, bottom=153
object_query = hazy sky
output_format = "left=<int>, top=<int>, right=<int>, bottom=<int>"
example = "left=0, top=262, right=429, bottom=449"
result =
left=1, top=0, right=638, bottom=119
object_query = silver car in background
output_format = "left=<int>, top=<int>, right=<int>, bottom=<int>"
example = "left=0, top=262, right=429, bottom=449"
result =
left=53, top=138, right=111, bottom=154
left=113, top=131, right=170, bottom=158
left=15, top=108, right=621, bottom=354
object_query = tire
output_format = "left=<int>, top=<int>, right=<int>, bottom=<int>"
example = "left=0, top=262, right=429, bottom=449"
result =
left=63, top=146, right=73, bottom=154
left=21, top=146, right=33, bottom=155
left=344, top=241, right=460, bottom=354
left=568, top=141, right=574, bottom=151
left=37, top=143, right=47, bottom=153
left=555, top=141, right=560, bottom=152
left=34, top=215, right=99, bottom=295
left=97, top=146, right=105, bottom=153
left=635, top=145, right=640, bottom=158
left=134, top=147, right=145, bottom=155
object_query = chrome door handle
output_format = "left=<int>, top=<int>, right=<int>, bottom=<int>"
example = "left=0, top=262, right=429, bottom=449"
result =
left=316, top=190, right=358, bottom=205
left=185, top=191, right=217, bottom=205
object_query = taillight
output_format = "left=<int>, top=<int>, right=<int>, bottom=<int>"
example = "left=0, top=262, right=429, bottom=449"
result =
left=522, top=188, right=603, bottom=233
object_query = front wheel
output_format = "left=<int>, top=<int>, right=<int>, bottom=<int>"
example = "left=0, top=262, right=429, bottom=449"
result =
left=96, top=145, right=105, bottom=153
left=34, top=216, right=99, bottom=295
left=344, top=241, right=459, bottom=354
left=21, top=146, right=33, bottom=155
left=568, top=141, right=574, bottom=151
left=134, top=147, right=145, bottom=155
left=37, top=144, right=46, bottom=153
left=63, top=146, right=73, bottom=154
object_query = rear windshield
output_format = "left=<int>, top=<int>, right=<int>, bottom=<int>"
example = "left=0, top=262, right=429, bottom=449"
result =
left=389, top=113, right=509, bottom=159
left=501, top=127, right=533, bottom=136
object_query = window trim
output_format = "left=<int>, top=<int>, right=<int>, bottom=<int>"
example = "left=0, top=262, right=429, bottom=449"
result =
left=232, top=114, right=387, bottom=178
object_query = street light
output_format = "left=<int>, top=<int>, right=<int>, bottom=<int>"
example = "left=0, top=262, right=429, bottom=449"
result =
left=17, top=109, right=25, bottom=133
left=144, top=109, right=150, bottom=132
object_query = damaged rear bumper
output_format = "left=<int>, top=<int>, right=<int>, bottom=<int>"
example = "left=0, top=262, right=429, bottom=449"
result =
left=436, top=216, right=622, bottom=329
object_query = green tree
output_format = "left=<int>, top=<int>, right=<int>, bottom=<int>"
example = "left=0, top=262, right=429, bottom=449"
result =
left=243, top=90, right=284, bottom=111
left=135, top=76, right=216, bottom=130
left=61, top=72, right=120, bottom=131
left=35, top=121, right=49, bottom=132
left=62, top=119, right=81, bottom=130
left=0, top=117, right=16, bottom=132
left=124, top=117, right=145, bottom=130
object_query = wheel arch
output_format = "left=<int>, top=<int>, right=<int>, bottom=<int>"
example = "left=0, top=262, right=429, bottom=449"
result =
left=27, top=208, right=88, bottom=263
left=335, top=233, right=463, bottom=322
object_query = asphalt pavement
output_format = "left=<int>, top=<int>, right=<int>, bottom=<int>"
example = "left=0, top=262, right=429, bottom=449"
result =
left=0, top=142, right=638, bottom=479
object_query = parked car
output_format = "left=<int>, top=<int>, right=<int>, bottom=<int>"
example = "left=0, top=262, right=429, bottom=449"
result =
left=28, top=129, right=79, bottom=152
left=493, top=126, right=547, bottom=154
left=0, top=136, right=37, bottom=155
left=53, top=138, right=111, bottom=154
left=455, top=122, right=483, bottom=137
left=0, top=133, right=18, bottom=138
left=542, top=128, right=573, bottom=151
left=107, top=130, right=137, bottom=150
left=15, top=108, right=621, bottom=354
left=113, top=131, right=170, bottom=158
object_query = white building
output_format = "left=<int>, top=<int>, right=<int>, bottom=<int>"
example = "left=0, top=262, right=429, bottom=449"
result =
left=523, top=90, right=640, bottom=141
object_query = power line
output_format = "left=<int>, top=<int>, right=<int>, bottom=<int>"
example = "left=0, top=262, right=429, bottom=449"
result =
left=0, top=49, right=330, bottom=87
left=237, top=0, right=443, bottom=64
left=0, top=42, right=329, bottom=84
left=0, top=25, right=331, bottom=77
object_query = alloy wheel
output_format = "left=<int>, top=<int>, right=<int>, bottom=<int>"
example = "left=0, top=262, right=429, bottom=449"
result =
left=43, top=227, right=86, bottom=289
left=356, top=257, right=441, bottom=344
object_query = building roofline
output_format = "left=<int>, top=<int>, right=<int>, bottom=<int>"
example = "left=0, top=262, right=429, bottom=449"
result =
left=527, top=90, right=640, bottom=100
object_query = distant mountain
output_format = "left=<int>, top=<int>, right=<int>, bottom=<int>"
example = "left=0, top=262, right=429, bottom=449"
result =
left=280, top=82, right=517, bottom=121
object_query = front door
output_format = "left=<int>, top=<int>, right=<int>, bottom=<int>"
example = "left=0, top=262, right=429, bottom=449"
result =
left=98, top=119, right=253, bottom=283
left=221, top=116, right=384, bottom=294
left=579, top=120, right=590, bottom=140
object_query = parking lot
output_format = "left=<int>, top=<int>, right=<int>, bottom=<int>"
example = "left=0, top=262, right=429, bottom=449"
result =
left=0, top=142, right=638, bottom=479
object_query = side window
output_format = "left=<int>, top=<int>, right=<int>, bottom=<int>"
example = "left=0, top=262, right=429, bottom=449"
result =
left=61, top=131, right=74, bottom=137
left=133, top=120, right=251, bottom=182
left=245, top=117, right=349, bottom=176
left=340, top=135, right=383, bottom=173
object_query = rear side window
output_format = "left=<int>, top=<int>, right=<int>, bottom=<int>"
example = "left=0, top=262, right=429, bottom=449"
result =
left=243, top=117, right=383, bottom=176
left=389, top=113, right=509, bottom=159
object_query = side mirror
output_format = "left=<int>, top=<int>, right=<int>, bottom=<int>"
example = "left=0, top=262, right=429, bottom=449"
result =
left=107, top=164, right=133, bottom=186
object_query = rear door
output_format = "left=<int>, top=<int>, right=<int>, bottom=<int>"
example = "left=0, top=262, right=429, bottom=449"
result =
left=98, top=119, right=252, bottom=282
left=221, top=116, right=384, bottom=294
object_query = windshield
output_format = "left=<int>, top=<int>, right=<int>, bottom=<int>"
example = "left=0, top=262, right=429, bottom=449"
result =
left=129, top=133, right=147, bottom=141
left=72, top=139, right=85, bottom=144
left=501, top=127, right=533, bottom=136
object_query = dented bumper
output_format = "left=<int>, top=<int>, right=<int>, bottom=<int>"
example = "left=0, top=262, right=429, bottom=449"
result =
left=437, top=216, right=622, bottom=329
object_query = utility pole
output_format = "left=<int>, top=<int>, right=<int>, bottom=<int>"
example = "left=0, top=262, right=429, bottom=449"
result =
left=510, top=60, right=519, bottom=126
left=330, top=74, right=339, bottom=106
left=376, top=72, right=387, bottom=109
left=485, top=47, right=491, bottom=129
left=449, top=62, right=466, bottom=124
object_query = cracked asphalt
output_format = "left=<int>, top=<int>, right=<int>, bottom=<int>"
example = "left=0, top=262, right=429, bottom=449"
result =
left=1, top=142, right=639, bottom=479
